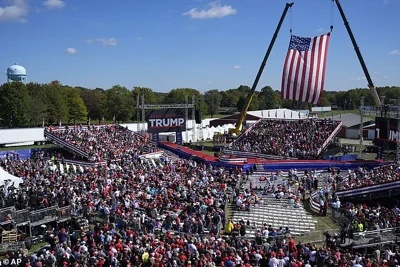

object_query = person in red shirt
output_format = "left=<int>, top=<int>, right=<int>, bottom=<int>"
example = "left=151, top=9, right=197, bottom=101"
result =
left=288, top=237, right=295, bottom=252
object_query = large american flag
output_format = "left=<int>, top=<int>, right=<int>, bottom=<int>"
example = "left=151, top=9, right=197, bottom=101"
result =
left=281, top=33, right=330, bottom=105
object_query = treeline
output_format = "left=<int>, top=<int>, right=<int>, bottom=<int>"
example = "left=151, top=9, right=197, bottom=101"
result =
left=0, top=81, right=399, bottom=128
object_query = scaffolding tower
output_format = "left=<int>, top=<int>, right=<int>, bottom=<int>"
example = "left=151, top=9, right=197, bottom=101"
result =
left=361, top=99, right=400, bottom=162
left=136, top=95, right=196, bottom=142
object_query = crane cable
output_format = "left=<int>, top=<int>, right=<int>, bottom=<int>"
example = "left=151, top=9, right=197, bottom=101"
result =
left=289, top=5, right=293, bottom=34
left=330, top=0, right=335, bottom=32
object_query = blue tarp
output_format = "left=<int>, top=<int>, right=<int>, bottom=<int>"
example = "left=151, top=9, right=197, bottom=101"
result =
left=0, top=149, right=32, bottom=160
left=323, top=154, right=358, bottom=161
left=159, top=143, right=385, bottom=171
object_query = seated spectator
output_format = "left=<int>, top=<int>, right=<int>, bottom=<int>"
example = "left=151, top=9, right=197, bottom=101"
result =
left=229, top=119, right=340, bottom=159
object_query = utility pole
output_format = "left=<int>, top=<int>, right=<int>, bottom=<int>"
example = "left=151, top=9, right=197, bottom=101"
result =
left=141, top=95, right=145, bottom=132
left=359, top=97, right=364, bottom=159
left=185, top=95, right=189, bottom=142
left=136, top=95, right=140, bottom=132
left=192, top=95, right=195, bottom=143
left=397, top=98, right=400, bottom=163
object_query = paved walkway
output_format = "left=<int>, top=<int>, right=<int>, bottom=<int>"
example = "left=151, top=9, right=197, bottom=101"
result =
left=340, top=138, right=372, bottom=146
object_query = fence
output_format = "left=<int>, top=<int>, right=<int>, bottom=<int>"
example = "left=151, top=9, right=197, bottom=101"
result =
left=0, top=207, right=15, bottom=225
left=29, top=206, right=58, bottom=226
left=0, top=241, right=25, bottom=253
left=0, top=205, right=73, bottom=229
left=15, top=209, right=29, bottom=225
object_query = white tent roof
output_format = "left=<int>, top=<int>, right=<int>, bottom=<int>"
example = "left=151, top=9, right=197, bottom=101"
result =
left=248, top=108, right=309, bottom=119
left=0, top=167, right=23, bottom=188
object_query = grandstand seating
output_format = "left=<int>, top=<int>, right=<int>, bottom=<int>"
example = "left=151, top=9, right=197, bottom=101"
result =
left=229, top=119, right=342, bottom=159
left=230, top=198, right=318, bottom=237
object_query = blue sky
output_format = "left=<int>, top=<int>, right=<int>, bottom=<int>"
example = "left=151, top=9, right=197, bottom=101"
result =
left=0, top=0, right=399, bottom=93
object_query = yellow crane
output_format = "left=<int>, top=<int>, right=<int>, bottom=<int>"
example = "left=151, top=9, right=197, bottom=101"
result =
left=232, top=2, right=294, bottom=135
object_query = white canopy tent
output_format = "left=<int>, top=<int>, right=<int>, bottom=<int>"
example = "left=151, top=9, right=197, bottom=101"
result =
left=0, top=167, right=23, bottom=188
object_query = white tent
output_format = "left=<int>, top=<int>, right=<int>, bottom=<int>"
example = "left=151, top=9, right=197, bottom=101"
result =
left=0, top=168, right=23, bottom=188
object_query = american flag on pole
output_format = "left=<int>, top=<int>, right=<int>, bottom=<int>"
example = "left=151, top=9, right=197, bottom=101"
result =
left=281, top=33, right=330, bottom=105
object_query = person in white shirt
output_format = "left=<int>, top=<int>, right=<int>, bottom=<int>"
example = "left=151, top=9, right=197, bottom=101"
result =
left=385, top=248, right=395, bottom=260
left=268, top=253, right=279, bottom=267
left=309, top=249, right=317, bottom=264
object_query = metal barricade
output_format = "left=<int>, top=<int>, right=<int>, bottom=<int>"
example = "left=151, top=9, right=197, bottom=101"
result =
left=29, top=206, right=58, bottom=226
left=57, top=206, right=72, bottom=222
left=0, top=241, right=25, bottom=253
left=0, top=207, right=15, bottom=224
left=15, top=209, right=30, bottom=225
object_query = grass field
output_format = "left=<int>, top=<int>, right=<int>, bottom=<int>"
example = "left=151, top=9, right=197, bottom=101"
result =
left=0, top=144, right=55, bottom=152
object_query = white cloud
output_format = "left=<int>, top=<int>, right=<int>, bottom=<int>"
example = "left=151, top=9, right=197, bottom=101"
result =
left=384, top=75, right=389, bottom=79
left=136, top=36, right=142, bottom=40
left=0, top=0, right=28, bottom=23
left=86, top=38, right=117, bottom=46
left=382, top=0, right=389, bottom=4
left=65, top=48, right=77, bottom=55
left=233, top=65, right=241, bottom=69
left=43, top=0, right=65, bottom=9
left=183, top=1, right=237, bottom=19
left=350, top=76, right=378, bottom=82
left=389, top=49, right=400, bottom=55
left=316, top=28, right=324, bottom=32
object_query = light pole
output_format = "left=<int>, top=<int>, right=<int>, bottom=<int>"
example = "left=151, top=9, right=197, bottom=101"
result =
left=397, top=98, right=400, bottom=163
left=359, top=97, right=365, bottom=159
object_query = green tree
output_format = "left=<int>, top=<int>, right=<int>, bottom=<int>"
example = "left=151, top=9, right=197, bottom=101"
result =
left=132, top=87, right=157, bottom=104
left=154, top=92, right=167, bottom=103
left=318, top=97, right=331, bottom=107
left=81, top=88, right=106, bottom=122
left=204, top=89, right=222, bottom=117
left=258, top=86, right=278, bottom=109
left=26, top=82, right=47, bottom=126
left=65, top=87, right=87, bottom=123
left=220, top=89, right=240, bottom=108
left=0, top=82, right=30, bottom=127
left=106, top=85, right=133, bottom=122
left=44, top=81, right=69, bottom=125
left=163, top=88, right=202, bottom=104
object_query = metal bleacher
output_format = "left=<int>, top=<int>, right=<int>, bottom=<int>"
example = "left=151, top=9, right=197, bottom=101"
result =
left=231, top=198, right=318, bottom=237
left=44, top=129, right=90, bottom=160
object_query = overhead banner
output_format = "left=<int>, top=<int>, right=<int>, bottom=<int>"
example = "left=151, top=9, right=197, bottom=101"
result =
left=374, top=117, right=398, bottom=150
left=147, top=109, right=186, bottom=134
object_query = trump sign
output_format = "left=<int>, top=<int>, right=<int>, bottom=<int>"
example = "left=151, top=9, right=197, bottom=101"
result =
left=147, top=109, right=186, bottom=133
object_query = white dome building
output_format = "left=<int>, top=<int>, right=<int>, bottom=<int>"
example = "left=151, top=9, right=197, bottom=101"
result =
left=6, top=64, right=27, bottom=83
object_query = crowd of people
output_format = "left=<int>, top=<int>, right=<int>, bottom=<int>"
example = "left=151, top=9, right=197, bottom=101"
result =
left=229, top=119, right=340, bottom=159
left=0, top=124, right=399, bottom=266
left=338, top=164, right=400, bottom=191
left=46, top=125, right=156, bottom=162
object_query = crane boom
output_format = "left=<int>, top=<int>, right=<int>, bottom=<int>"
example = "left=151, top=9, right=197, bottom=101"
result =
left=233, top=2, right=294, bottom=133
left=334, top=0, right=381, bottom=107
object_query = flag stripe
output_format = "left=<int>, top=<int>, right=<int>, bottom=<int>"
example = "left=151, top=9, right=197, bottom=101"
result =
left=281, top=33, right=330, bottom=105
left=318, top=35, right=330, bottom=104
left=314, top=37, right=324, bottom=103
left=305, top=37, right=316, bottom=103
left=292, top=51, right=302, bottom=101
left=298, top=50, right=308, bottom=102
left=281, top=49, right=291, bottom=100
